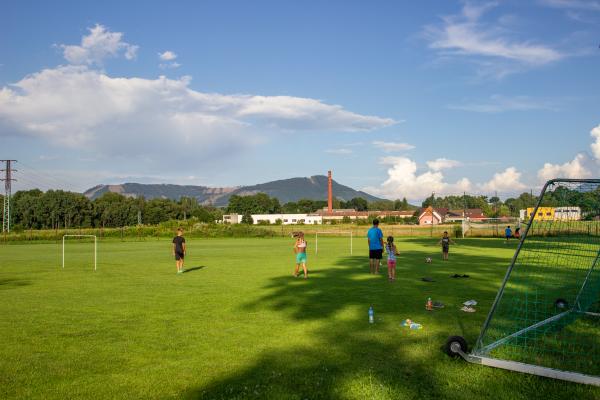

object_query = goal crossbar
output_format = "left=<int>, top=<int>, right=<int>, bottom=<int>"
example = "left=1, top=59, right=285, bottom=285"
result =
left=62, top=235, right=97, bottom=271
left=315, top=231, right=353, bottom=255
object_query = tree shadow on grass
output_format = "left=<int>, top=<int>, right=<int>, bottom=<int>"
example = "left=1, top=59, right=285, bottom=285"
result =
left=0, top=278, right=30, bottom=289
left=186, top=240, right=600, bottom=399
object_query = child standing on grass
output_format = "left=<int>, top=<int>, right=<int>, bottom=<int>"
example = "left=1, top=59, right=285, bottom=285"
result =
left=385, top=236, right=399, bottom=281
left=438, top=231, right=455, bottom=261
left=293, top=232, right=308, bottom=279
left=172, top=228, right=186, bottom=274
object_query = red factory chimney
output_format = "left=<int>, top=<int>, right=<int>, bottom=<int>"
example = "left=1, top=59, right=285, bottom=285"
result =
left=328, top=170, right=333, bottom=214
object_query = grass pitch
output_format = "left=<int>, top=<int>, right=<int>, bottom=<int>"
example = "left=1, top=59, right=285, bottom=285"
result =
left=1, top=237, right=599, bottom=399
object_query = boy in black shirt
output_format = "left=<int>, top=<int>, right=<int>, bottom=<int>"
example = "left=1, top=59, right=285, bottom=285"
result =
left=172, top=228, right=186, bottom=274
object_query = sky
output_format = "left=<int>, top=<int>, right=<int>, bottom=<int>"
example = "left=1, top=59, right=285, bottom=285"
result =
left=1, top=0, right=600, bottom=202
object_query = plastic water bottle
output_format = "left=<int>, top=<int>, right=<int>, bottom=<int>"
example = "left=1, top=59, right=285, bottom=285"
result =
left=368, top=306, right=374, bottom=323
left=426, top=297, right=433, bottom=311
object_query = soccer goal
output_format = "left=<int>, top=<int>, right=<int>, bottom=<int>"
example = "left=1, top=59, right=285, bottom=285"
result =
left=462, top=217, right=520, bottom=238
left=446, top=179, right=600, bottom=385
left=62, top=235, right=97, bottom=271
left=314, top=231, right=353, bottom=255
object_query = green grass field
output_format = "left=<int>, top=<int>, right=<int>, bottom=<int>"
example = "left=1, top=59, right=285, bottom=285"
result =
left=1, top=237, right=599, bottom=399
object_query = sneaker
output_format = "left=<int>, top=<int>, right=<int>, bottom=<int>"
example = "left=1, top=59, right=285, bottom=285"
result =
left=461, top=306, right=476, bottom=313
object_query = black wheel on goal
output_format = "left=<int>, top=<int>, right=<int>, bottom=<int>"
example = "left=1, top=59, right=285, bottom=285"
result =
left=554, top=298, right=569, bottom=309
left=444, top=336, right=468, bottom=357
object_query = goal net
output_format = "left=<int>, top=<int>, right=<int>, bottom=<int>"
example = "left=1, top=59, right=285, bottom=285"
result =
left=468, top=179, right=600, bottom=385
left=462, top=217, right=521, bottom=238
left=314, top=231, right=353, bottom=255
left=62, top=235, right=97, bottom=271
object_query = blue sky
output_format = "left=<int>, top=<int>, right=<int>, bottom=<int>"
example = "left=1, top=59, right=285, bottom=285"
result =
left=1, top=0, right=599, bottom=201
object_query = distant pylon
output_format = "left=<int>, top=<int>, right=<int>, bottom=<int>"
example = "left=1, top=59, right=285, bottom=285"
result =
left=1, top=160, right=17, bottom=233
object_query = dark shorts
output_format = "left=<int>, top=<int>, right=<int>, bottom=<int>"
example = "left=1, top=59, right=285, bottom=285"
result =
left=175, top=252, right=185, bottom=261
left=506, top=235, right=511, bottom=240
left=442, top=246, right=449, bottom=253
left=369, top=249, right=383, bottom=260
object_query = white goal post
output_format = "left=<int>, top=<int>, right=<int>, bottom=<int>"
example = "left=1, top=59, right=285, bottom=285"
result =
left=314, top=231, right=353, bottom=255
left=62, top=235, right=97, bottom=271
left=462, top=218, right=521, bottom=238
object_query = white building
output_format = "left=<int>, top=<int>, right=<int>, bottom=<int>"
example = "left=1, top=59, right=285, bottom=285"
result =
left=554, top=206, right=581, bottom=220
left=222, top=213, right=322, bottom=225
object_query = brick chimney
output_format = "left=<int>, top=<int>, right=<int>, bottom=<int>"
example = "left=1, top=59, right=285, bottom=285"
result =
left=328, top=170, right=333, bottom=214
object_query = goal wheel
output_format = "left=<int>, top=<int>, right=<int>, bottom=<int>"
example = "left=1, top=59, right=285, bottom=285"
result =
left=444, top=336, right=468, bottom=357
left=554, top=298, right=569, bottom=309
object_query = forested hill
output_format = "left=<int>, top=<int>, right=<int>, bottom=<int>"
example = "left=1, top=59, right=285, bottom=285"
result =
left=84, top=175, right=382, bottom=206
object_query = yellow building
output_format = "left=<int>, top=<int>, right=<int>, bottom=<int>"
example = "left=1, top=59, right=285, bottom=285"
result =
left=523, top=206, right=582, bottom=221
left=526, top=207, right=555, bottom=220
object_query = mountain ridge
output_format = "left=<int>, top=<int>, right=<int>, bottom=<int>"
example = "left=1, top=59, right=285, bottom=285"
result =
left=83, top=175, right=383, bottom=206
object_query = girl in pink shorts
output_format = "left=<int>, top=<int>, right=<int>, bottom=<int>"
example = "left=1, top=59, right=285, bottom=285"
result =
left=385, top=236, right=399, bottom=281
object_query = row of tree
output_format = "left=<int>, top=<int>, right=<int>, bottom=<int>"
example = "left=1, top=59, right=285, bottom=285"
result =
left=6, top=185, right=598, bottom=231
left=6, top=190, right=223, bottom=230
left=422, top=188, right=600, bottom=218
left=225, top=194, right=413, bottom=215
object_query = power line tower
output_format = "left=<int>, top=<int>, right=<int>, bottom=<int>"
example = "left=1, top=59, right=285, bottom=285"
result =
left=1, top=160, right=17, bottom=233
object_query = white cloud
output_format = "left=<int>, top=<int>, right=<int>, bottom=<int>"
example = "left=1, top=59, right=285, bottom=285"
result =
left=0, top=66, right=395, bottom=165
left=424, top=2, right=564, bottom=76
left=539, top=0, right=600, bottom=11
left=372, top=141, right=415, bottom=152
left=448, top=95, right=558, bottom=113
left=590, top=124, right=600, bottom=159
left=538, top=153, right=592, bottom=181
left=480, top=167, right=527, bottom=192
left=159, top=51, right=177, bottom=61
left=533, top=124, right=600, bottom=183
left=426, top=158, right=462, bottom=171
left=60, top=24, right=138, bottom=65
left=365, top=156, right=472, bottom=201
left=326, top=149, right=353, bottom=155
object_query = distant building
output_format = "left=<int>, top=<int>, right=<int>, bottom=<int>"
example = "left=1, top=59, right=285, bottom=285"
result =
left=315, top=208, right=415, bottom=221
left=520, top=207, right=581, bottom=221
left=445, top=208, right=486, bottom=222
left=222, top=213, right=322, bottom=225
left=418, top=207, right=448, bottom=225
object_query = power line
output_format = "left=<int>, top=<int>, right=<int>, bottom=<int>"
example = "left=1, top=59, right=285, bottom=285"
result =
left=1, top=160, right=17, bottom=233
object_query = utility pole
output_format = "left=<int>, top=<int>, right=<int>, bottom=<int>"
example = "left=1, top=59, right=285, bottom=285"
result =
left=1, top=160, right=17, bottom=233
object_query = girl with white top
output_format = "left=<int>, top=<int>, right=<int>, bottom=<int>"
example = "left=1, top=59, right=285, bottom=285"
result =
left=385, top=236, right=399, bottom=281
left=293, top=232, right=308, bottom=279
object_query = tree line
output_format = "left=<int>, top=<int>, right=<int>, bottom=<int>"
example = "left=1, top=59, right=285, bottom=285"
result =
left=5, top=190, right=223, bottom=230
left=6, top=185, right=597, bottom=231
left=225, top=194, right=413, bottom=215
left=422, top=188, right=600, bottom=218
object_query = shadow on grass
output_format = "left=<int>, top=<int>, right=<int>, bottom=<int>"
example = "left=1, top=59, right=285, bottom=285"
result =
left=183, top=266, right=206, bottom=273
left=0, top=278, right=30, bottom=289
left=186, top=240, right=600, bottom=399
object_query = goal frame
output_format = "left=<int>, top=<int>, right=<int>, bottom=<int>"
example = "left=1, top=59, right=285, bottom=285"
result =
left=62, top=234, right=97, bottom=271
left=454, top=178, right=600, bottom=386
left=461, top=217, right=521, bottom=238
left=314, top=231, right=353, bottom=255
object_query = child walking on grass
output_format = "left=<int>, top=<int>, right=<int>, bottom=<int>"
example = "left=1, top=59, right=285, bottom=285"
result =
left=385, top=236, right=399, bottom=281
left=172, top=228, right=186, bottom=274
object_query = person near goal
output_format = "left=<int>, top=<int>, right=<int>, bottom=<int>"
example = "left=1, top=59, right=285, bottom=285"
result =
left=172, top=228, right=186, bottom=274
left=293, top=232, right=308, bottom=279
left=367, top=219, right=384, bottom=274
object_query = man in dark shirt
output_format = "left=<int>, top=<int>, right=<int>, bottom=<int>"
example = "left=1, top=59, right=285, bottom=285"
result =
left=172, top=228, right=186, bottom=274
